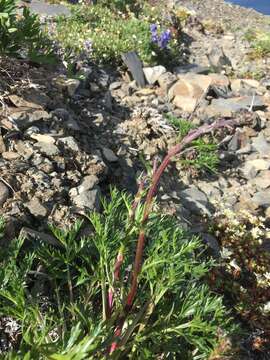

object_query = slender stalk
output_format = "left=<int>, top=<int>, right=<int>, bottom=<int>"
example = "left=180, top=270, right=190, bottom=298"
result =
left=108, top=176, right=147, bottom=319
left=126, top=120, right=234, bottom=310
left=109, top=119, right=236, bottom=353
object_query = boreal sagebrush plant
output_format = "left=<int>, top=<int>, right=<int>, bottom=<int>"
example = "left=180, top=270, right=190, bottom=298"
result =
left=0, top=119, right=237, bottom=359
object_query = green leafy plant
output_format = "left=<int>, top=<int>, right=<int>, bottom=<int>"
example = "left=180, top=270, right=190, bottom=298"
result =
left=0, top=190, right=232, bottom=359
left=245, top=29, right=270, bottom=59
left=0, top=119, right=238, bottom=358
left=51, top=3, right=181, bottom=66
left=98, top=0, right=139, bottom=12
left=0, top=0, right=56, bottom=64
left=167, top=115, right=219, bottom=173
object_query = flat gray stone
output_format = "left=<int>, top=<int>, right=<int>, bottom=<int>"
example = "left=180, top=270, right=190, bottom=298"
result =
left=28, top=0, right=71, bottom=17
left=72, top=186, right=101, bottom=211
left=58, top=137, right=80, bottom=152
left=77, top=175, right=99, bottom=194
left=143, top=66, right=166, bottom=85
left=252, top=190, right=270, bottom=208
left=201, top=233, right=220, bottom=256
left=252, top=133, right=270, bottom=157
left=35, top=141, right=59, bottom=156
left=102, top=147, right=118, bottom=162
left=12, top=110, right=51, bottom=130
left=174, top=64, right=210, bottom=75
left=179, top=185, right=212, bottom=215
left=206, top=96, right=265, bottom=118
left=26, top=197, right=48, bottom=217
left=241, top=159, right=270, bottom=179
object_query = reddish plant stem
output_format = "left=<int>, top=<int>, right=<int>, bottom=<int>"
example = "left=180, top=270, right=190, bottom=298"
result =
left=110, top=119, right=236, bottom=353
left=129, top=174, right=147, bottom=222
left=108, top=176, right=147, bottom=318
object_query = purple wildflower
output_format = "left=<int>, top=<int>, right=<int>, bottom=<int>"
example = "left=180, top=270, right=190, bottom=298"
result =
left=150, top=24, right=171, bottom=49
left=150, top=23, right=159, bottom=44
left=150, top=24, right=157, bottom=32
left=159, top=29, right=171, bottom=49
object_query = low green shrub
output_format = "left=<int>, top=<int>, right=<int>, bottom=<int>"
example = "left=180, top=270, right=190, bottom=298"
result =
left=167, top=116, right=219, bottom=173
left=245, top=29, right=270, bottom=59
left=0, top=0, right=56, bottom=64
left=0, top=190, right=232, bottom=359
left=51, top=3, right=181, bottom=66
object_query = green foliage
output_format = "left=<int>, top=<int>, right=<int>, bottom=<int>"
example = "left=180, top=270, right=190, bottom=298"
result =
left=0, top=0, right=56, bottom=64
left=0, top=190, right=232, bottom=359
left=98, top=0, right=138, bottom=12
left=245, top=29, right=270, bottom=59
left=51, top=3, right=181, bottom=66
left=167, top=115, right=219, bottom=173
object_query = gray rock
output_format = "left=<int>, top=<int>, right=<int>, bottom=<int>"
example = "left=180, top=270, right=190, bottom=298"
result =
left=103, top=91, right=113, bottom=111
left=0, top=182, right=9, bottom=207
left=35, top=141, right=59, bottom=156
left=72, top=186, right=101, bottom=211
left=252, top=190, right=270, bottom=208
left=233, top=96, right=265, bottom=110
left=12, top=110, right=51, bottom=130
left=2, top=151, right=20, bottom=160
left=201, top=233, right=220, bottom=256
left=109, top=81, right=122, bottom=91
left=52, top=108, right=80, bottom=131
left=207, top=45, right=232, bottom=72
left=78, top=175, right=99, bottom=194
left=231, top=78, right=260, bottom=96
left=66, top=78, right=80, bottom=97
left=250, top=170, right=270, bottom=189
left=143, top=65, right=166, bottom=85
left=174, top=64, right=210, bottom=75
left=24, top=126, right=40, bottom=137
left=260, top=78, right=270, bottom=89
left=29, top=0, right=71, bottom=17
left=58, top=137, right=80, bottom=152
left=26, top=197, right=48, bottom=218
left=97, top=69, right=110, bottom=88
left=102, top=147, right=118, bottom=162
left=228, top=132, right=240, bottom=151
left=179, top=185, right=212, bottom=215
left=20, top=227, right=60, bottom=247
left=197, top=181, right=222, bottom=201
left=70, top=175, right=99, bottom=197
left=252, top=133, right=270, bottom=157
left=241, top=159, right=270, bottom=179
left=157, top=72, right=177, bottom=94
left=205, top=96, right=265, bottom=118
left=122, top=51, right=146, bottom=88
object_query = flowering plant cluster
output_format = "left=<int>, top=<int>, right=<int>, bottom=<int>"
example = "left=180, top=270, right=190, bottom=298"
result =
left=208, top=206, right=270, bottom=353
left=150, top=23, right=171, bottom=49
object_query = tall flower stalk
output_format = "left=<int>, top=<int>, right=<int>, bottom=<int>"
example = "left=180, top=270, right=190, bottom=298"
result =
left=109, top=118, right=236, bottom=353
